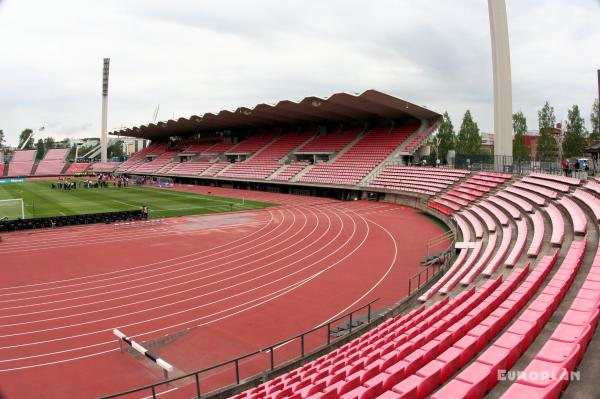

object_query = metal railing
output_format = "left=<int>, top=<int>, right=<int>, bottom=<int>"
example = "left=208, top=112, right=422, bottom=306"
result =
left=425, top=230, right=455, bottom=258
left=99, top=299, right=379, bottom=399
left=407, top=251, right=452, bottom=296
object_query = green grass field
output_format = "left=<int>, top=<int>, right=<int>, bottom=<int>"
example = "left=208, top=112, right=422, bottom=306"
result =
left=0, top=180, right=275, bottom=219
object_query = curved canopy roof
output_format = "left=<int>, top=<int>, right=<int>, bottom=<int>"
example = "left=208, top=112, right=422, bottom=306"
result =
left=110, top=90, right=441, bottom=140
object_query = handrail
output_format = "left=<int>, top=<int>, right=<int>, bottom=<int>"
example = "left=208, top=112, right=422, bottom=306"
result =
left=408, top=248, right=453, bottom=296
left=99, top=298, right=379, bottom=399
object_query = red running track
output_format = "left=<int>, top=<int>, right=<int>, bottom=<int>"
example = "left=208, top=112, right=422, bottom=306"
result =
left=0, top=187, right=446, bottom=398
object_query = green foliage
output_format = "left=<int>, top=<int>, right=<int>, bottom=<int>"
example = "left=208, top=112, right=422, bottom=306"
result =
left=18, top=129, right=34, bottom=150
left=590, top=99, right=600, bottom=142
left=537, top=127, right=558, bottom=161
left=77, top=145, right=96, bottom=160
left=512, top=111, right=530, bottom=160
left=562, top=104, right=587, bottom=157
left=67, top=145, right=77, bottom=161
left=108, top=140, right=124, bottom=158
left=455, top=110, right=482, bottom=155
left=435, top=112, right=455, bottom=162
left=0, top=129, right=4, bottom=147
left=43, top=136, right=56, bottom=149
left=538, top=101, right=556, bottom=131
left=35, top=139, right=45, bottom=160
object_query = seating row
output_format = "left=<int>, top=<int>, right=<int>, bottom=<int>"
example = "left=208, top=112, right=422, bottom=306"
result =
left=502, top=240, right=598, bottom=398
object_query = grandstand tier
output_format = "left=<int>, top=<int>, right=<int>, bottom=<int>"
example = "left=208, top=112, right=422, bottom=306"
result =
left=223, top=171, right=599, bottom=399
left=35, top=148, right=69, bottom=175
left=6, top=149, right=37, bottom=176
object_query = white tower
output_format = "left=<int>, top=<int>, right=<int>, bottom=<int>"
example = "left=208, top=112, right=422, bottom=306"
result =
left=101, top=58, right=110, bottom=163
left=488, top=0, right=513, bottom=164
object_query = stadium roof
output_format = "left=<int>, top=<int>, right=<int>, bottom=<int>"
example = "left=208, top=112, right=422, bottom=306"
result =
left=109, top=89, right=441, bottom=140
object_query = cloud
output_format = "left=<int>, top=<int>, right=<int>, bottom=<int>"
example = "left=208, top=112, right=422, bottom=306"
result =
left=0, top=0, right=599, bottom=146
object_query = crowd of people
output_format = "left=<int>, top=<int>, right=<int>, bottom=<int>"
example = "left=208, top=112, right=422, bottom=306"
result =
left=50, top=174, right=133, bottom=190
left=561, top=159, right=590, bottom=178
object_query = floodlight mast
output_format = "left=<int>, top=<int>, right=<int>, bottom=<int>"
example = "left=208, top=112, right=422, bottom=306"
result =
left=101, top=58, right=110, bottom=163
left=488, top=0, right=513, bottom=168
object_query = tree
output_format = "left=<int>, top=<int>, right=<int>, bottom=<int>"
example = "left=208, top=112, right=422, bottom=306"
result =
left=35, top=139, right=45, bottom=160
left=590, top=99, right=600, bottom=142
left=43, top=136, right=56, bottom=149
left=435, top=112, right=455, bottom=162
left=512, top=111, right=530, bottom=160
left=455, top=110, right=482, bottom=154
left=67, top=145, right=77, bottom=161
left=562, top=104, right=587, bottom=157
left=0, top=129, right=5, bottom=147
left=536, top=128, right=559, bottom=161
left=538, top=101, right=556, bottom=131
left=18, top=129, right=34, bottom=150
left=108, top=140, right=125, bottom=159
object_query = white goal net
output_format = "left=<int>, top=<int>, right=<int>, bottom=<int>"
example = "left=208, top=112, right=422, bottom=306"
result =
left=0, top=199, right=25, bottom=220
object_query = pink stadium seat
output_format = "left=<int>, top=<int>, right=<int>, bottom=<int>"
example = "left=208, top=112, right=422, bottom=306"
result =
left=522, top=176, right=570, bottom=193
left=90, top=162, right=122, bottom=172
left=478, top=201, right=508, bottom=226
left=300, top=124, right=419, bottom=186
left=7, top=150, right=37, bottom=176
left=558, top=196, right=587, bottom=235
left=201, top=161, right=231, bottom=176
left=460, top=209, right=483, bottom=239
left=505, top=218, right=528, bottom=267
left=461, top=233, right=497, bottom=285
left=527, top=211, right=544, bottom=257
left=35, top=148, right=70, bottom=175
left=505, top=186, right=546, bottom=206
left=487, top=196, right=521, bottom=219
left=220, top=131, right=314, bottom=180
left=512, top=181, right=558, bottom=199
left=586, top=180, right=600, bottom=195
left=497, top=191, right=534, bottom=213
left=529, top=172, right=580, bottom=186
left=64, top=162, right=90, bottom=175
left=572, top=189, right=600, bottom=222
left=482, top=226, right=512, bottom=276
left=545, top=203, right=565, bottom=246
left=469, top=205, right=496, bottom=232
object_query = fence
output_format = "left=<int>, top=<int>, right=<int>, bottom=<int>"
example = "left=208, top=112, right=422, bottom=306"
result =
left=99, top=299, right=379, bottom=399
left=408, top=247, right=453, bottom=296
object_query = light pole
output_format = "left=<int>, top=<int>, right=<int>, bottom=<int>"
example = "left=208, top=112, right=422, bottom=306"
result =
left=488, top=0, right=513, bottom=168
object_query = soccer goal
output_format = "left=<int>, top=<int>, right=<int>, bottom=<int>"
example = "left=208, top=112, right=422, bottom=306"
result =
left=0, top=199, right=25, bottom=220
left=156, top=177, right=175, bottom=188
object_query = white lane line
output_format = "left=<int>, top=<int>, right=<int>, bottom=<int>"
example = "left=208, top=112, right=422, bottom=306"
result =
left=0, top=209, right=299, bottom=306
left=0, top=207, right=326, bottom=340
left=0, top=205, right=364, bottom=371
left=0, top=211, right=278, bottom=294
left=1, top=208, right=329, bottom=327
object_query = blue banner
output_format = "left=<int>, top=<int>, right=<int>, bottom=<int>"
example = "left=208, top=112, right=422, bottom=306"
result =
left=0, top=178, right=27, bottom=184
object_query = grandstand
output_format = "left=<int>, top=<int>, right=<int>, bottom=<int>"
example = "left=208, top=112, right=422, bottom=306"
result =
left=34, top=148, right=69, bottom=175
left=6, top=149, right=37, bottom=176
left=1, top=90, right=599, bottom=399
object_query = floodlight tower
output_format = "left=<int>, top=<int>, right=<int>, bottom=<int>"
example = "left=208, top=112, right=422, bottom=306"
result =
left=488, top=0, right=513, bottom=167
left=100, top=58, right=110, bottom=163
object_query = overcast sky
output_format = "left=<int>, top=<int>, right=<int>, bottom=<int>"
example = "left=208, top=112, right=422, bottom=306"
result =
left=0, top=0, right=599, bottom=146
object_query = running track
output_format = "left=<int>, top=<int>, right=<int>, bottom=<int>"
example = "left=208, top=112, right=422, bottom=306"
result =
left=0, top=186, right=446, bottom=398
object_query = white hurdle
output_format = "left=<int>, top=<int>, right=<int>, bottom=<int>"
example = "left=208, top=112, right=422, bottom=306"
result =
left=113, top=328, right=174, bottom=379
